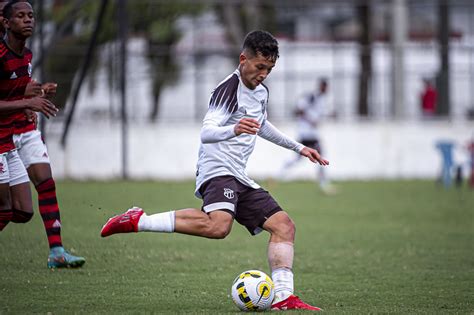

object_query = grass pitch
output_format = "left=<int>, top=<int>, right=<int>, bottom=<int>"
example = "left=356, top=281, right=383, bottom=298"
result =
left=0, top=180, right=473, bottom=314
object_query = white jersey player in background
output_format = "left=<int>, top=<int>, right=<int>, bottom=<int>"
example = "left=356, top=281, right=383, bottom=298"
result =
left=101, top=30, right=329, bottom=311
left=280, top=79, right=336, bottom=195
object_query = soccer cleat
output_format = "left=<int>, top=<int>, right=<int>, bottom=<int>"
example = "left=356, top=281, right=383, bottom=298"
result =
left=271, top=295, right=322, bottom=311
left=100, top=207, right=144, bottom=237
left=47, top=247, right=86, bottom=269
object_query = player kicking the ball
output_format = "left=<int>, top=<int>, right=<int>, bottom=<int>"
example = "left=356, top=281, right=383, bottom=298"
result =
left=101, top=30, right=327, bottom=311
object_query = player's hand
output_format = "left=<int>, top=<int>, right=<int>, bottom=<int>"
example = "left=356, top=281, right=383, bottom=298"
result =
left=25, top=80, right=43, bottom=97
left=25, top=109, right=37, bottom=125
left=300, top=146, right=329, bottom=166
left=26, top=97, right=59, bottom=118
left=234, top=117, right=260, bottom=135
left=42, top=82, right=57, bottom=99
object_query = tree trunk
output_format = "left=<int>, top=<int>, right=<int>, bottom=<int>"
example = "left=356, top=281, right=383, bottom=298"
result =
left=357, top=2, right=372, bottom=117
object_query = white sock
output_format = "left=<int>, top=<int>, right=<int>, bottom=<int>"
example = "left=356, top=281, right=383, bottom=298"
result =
left=272, top=267, right=294, bottom=303
left=137, top=211, right=175, bottom=233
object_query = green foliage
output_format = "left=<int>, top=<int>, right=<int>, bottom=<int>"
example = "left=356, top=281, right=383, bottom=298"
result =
left=41, top=0, right=204, bottom=120
left=1, top=180, right=473, bottom=313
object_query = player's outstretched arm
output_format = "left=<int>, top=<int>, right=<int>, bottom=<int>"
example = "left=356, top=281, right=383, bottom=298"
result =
left=257, top=119, right=302, bottom=152
left=300, top=147, right=329, bottom=166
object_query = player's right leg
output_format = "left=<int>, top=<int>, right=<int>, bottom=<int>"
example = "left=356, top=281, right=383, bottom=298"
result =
left=101, top=207, right=234, bottom=239
left=0, top=153, right=12, bottom=231
left=0, top=183, right=12, bottom=231
left=7, top=149, right=34, bottom=225
left=9, top=182, right=33, bottom=223
left=101, top=176, right=238, bottom=239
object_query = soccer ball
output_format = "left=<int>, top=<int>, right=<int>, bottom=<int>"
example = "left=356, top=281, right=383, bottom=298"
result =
left=231, top=270, right=275, bottom=311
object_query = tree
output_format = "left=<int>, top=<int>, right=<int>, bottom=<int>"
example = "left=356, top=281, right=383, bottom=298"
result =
left=39, top=0, right=203, bottom=121
left=214, top=1, right=277, bottom=54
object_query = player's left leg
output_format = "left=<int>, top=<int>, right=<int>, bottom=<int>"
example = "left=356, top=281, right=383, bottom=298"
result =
left=280, top=153, right=302, bottom=175
left=15, top=130, right=84, bottom=268
left=312, top=140, right=336, bottom=195
left=7, top=149, right=34, bottom=225
left=26, top=162, right=85, bottom=268
left=263, top=211, right=322, bottom=311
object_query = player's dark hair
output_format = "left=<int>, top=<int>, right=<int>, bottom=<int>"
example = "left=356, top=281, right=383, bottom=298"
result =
left=242, top=30, right=279, bottom=62
left=3, top=0, right=30, bottom=19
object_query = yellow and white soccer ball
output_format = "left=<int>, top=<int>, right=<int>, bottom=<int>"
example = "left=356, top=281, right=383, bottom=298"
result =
left=231, top=270, right=275, bottom=311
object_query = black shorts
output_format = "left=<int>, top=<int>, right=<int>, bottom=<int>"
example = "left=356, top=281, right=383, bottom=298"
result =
left=301, top=139, right=322, bottom=153
left=198, top=176, right=282, bottom=235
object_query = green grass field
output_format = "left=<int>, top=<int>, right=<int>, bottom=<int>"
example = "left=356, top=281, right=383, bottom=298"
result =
left=0, top=180, right=473, bottom=314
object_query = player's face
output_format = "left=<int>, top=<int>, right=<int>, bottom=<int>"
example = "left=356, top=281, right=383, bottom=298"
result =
left=4, top=2, right=35, bottom=39
left=239, top=52, right=276, bottom=90
left=0, top=1, right=7, bottom=34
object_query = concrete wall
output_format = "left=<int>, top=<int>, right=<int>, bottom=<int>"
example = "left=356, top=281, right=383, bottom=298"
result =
left=45, top=120, right=472, bottom=181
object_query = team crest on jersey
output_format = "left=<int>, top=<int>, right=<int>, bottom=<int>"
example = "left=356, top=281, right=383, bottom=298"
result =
left=261, top=99, right=267, bottom=114
left=28, top=63, right=32, bottom=77
left=223, top=188, right=234, bottom=199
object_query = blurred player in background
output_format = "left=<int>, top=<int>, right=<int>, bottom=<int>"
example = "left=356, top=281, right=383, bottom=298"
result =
left=279, top=78, right=336, bottom=195
left=101, top=30, right=328, bottom=311
left=0, top=0, right=85, bottom=268
left=420, top=78, right=437, bottom=117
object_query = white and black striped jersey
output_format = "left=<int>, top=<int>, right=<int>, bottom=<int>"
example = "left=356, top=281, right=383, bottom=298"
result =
left=195, top=68, right=304, bottom=198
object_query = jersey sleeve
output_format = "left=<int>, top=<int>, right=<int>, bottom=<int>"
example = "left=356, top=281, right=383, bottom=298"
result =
left=200, top=73, right=239, bottom=143
left=258, top=120, right=304, bottom=153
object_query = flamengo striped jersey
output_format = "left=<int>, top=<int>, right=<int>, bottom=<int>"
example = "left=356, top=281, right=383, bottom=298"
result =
left=195, top=69, right=269, bottom=196
left=0, top=40, right=35, bottom=144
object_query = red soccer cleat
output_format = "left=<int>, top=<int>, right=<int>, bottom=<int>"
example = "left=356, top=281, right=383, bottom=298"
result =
left=100, top=207, right=144, bottom=237
left=271, top=295, right=322, bottom=311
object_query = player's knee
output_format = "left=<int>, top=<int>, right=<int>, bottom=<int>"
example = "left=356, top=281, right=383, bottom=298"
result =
left=204, top=210, right=233, bottom=239
left=11, top=210, right=33, bottom=223
left=210, top=226, right=231, bottom=239
left=275, top=216, right=296, bottom=241
left=0, top=199, right=11, bottom=211
left=283, top=218, right=296, bottom=237
left=204, top=220, right=232, bottom=239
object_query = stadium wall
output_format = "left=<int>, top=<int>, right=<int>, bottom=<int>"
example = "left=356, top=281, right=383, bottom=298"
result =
left=46, top=121, right=471, bottom=181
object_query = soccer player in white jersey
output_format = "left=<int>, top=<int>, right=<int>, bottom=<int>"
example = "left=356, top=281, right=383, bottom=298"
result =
left=280, top=79, right=336, bottom=194
left=101, top=30, right=328, bottom=311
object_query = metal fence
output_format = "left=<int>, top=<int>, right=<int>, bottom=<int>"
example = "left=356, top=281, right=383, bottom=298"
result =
left=38, top=0, right=474, bottom=129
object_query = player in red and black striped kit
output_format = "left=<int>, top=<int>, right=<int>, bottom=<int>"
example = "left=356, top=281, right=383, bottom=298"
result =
left=0, top=0, right=34, bottom=235
left=0, top=0, right=85, bottom=268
